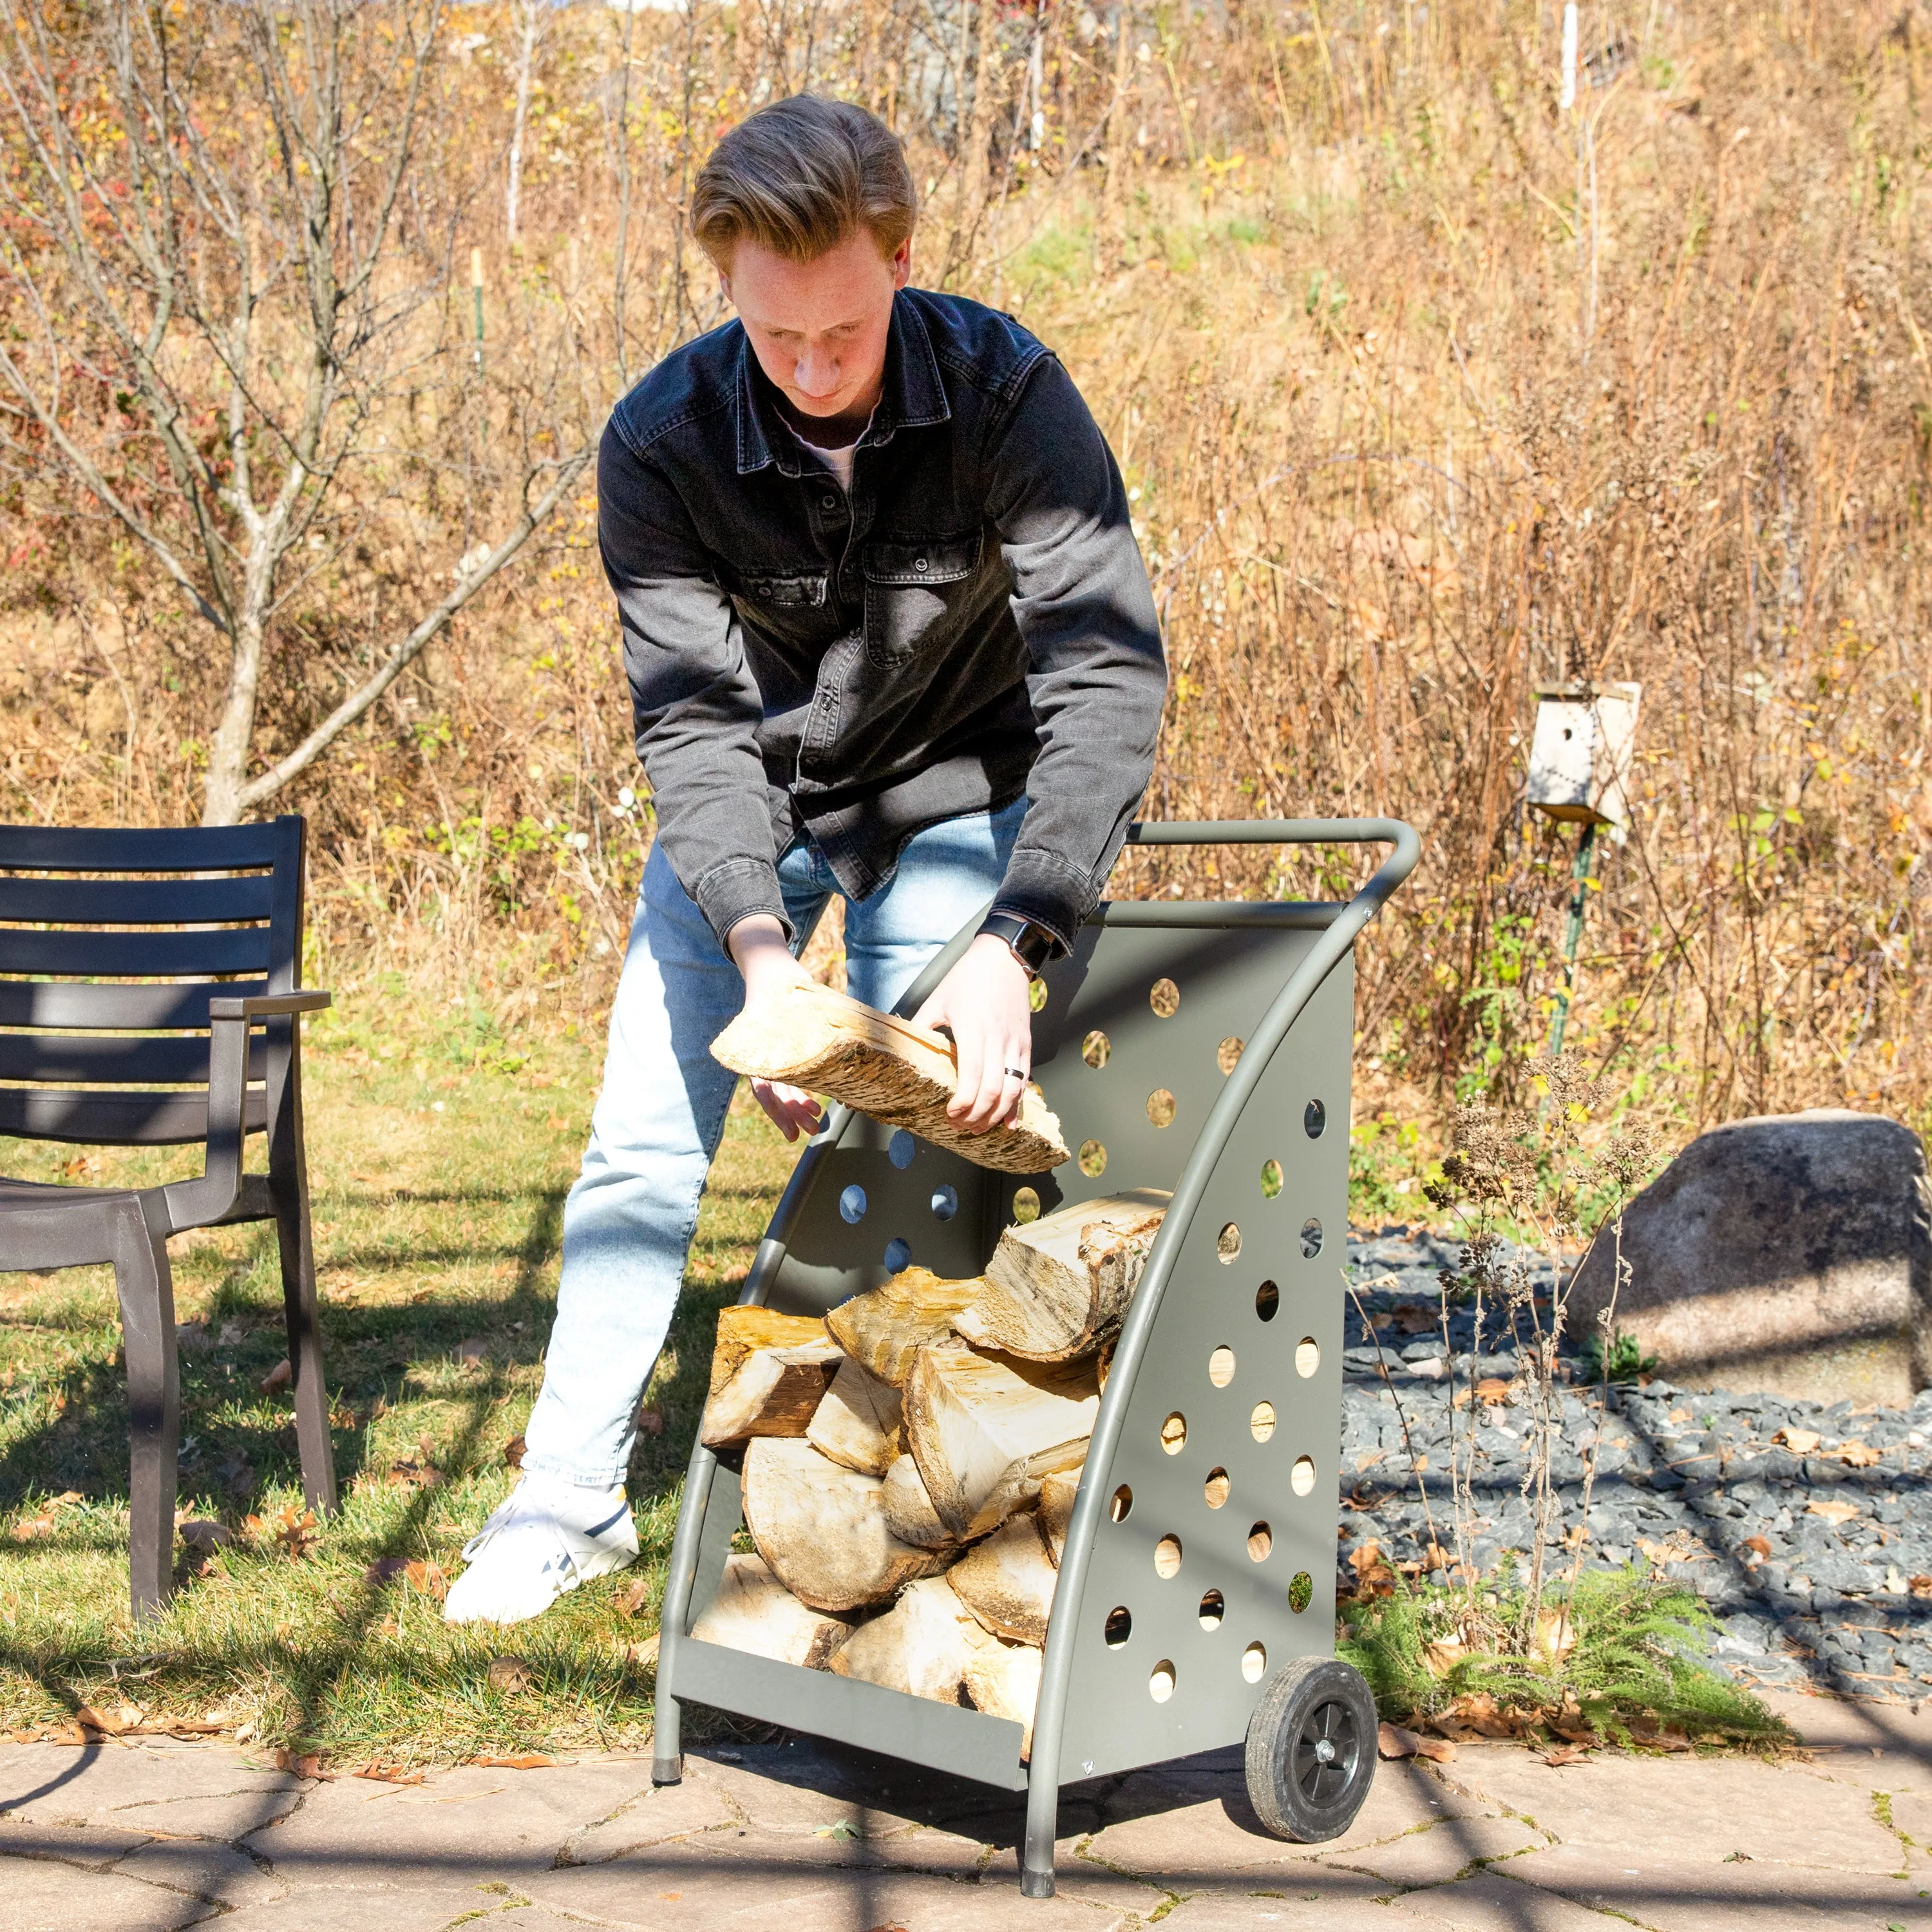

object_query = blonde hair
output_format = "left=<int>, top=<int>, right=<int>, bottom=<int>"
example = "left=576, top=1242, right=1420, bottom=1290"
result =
left=692, top=95, right=917, bottom=267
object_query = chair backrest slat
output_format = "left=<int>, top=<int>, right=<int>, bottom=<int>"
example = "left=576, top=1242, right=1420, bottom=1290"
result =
left=0, top=817, right=303, bottom=1151
left=0, top=874, right=275, bottom=926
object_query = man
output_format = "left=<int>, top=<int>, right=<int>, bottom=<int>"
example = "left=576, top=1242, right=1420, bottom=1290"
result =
left=446, top=94, right=1163, bottom=1624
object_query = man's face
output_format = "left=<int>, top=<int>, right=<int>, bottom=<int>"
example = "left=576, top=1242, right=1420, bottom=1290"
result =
left=722, top=227, right=911, bottom=422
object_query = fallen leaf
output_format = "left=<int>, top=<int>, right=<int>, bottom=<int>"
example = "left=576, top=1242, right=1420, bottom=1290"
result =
left=1475, top=1377, right=1513, bottom=1405
left=12, top=1514, right=54, bottom=1542
left=473, top=1754, right=555, bottom=1770
left=1422, top=1638, right=1467, bottom=1677
left=272, top=1749, right=330, bottom=1779
left=354, top=1763, right=426, bottom=1785
left=1910, top=1576, right=1932, bottom=1600
left=1421, top=1541, right=1451, bottom=1572
left=1392, top=1305, right=1435, bottom=1334
left=1774, top=1426, right=1821, bottom=1454
left=1837, top=1441, right=1881, bottom=1468
left=1741, top=1535, right=1772, bottom=1561
left=614, top=1578, right=652, bottom=1617
left=75, top=1703, right=142, bottom=1734
left=258, top=1358, right=292, bottom=1396
left=1353, top=1450, right=1385, bottom=1473
left=1543, top=1745, right=1592, bottom=1766
left=625, top=1634, right=661, bottom=1671
left=1534, top=1609, right=1578, bottom=1666
left=1808, top=1497, right=1861, bottom=1526
left=404, top=1560, right=447, bottom=1600
left=488, top=1656, right=533, bottom=1694
left=502, top=1434, right=526, bottom=1469
left=1410, top=1454, right=1430, bottom=1473
left=1378, top=1721, right=1421, bottom=1759
left=385, top=1459, right=443, bottom=1492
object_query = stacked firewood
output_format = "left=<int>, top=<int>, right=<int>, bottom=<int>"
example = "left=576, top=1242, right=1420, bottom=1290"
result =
left=691, top=1190, right=1168, bottom=1756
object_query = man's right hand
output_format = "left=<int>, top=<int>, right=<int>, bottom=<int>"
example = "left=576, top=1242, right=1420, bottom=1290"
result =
left=726, top=913, right=826, bottom=1142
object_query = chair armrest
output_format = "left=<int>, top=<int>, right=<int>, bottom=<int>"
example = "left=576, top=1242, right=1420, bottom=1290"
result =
left=208, top=990, right=332, bottom=1021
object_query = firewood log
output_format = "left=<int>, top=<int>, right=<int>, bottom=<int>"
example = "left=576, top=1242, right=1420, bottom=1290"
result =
left=955, top=1191, right=1171, bottom=1361
left=700, top=1307, right=842, bottom=1449
left=688, top=1553, right=851, bottom=1669
left=879, top=1452, right=960, bottom=1551
left=903, top=1341, right=1099, bottom=1540
left=947, top=1511, right=1057, bottom=1643
left=826, top=1267, right=984, bottom=1386
left=962, top=1631, right=1043, bottom=1759
left=1037, top=1466, right=1081, bottom=1567
left=828, top=1576, right=985, bottom=1703
left=741, top=1437, right=951, bottom=1613
left=710, top=983, right=1068, bottom=1175
left=806, top=1354, right=904, bottom=1477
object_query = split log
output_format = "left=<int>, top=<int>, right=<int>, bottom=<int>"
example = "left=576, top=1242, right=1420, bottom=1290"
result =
left=1037, top=1467, right=1081, bottom=1567
left=962, top=1631, right=1043, bottom=1759
left=701, top=1307, right=842, bottom=1449
left=880, top=1452, right=960, bottom=1551
left=828, top=1575, right=985, bottom=1703
left=826, top=1268, right=984, bottom=1385
left=806, top=1355, right=904, bottom=1477
left=710, top=983, right=1068, bottom=1175
left=688, top=1553, right=851, bottom=1669
left=904, top=1341, right=1099, bottom=1540
left=947, top=1511, right=1057, bottom=1644
left=956, top=1191, right=1171, bottom=1361
left=741, top=1437, right=951, bottom=1613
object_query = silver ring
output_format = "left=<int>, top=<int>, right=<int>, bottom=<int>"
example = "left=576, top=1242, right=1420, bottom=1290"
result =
left=1003, top=1066, right=1027, bottom=1081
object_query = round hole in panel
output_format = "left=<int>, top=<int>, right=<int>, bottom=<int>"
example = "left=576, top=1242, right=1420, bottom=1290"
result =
left=1150, top=978, right=1180, bottom=1019
left=1247, top=1521, right=1273, bottom=1562
left=1154, top=1535, right=1182, bottom=1579
left=1255, top=1280, right=1280, bottom=1323
left=1078, top=1139, right=1108, bottom=1179
left=1147, top=1088, right=1177, bottom=1129
left=1250, top=1400, right=1276, bottom=1443
left=1104, top=1605, right=1132, bottom=1647
left=1149, top=1660, right=1177, bottom=1703
left=1203, top=1467, right=1229, bottom=1509
left=1208, top=1345, right=1236, bottom=1388
left=1242, top=1642, right=1267, bottom=1683
left=882, top=1238, right=912, bottom=1273
left=1160, top=1412, right=1187, bottom=1455
left=1217, top=1223, right=1242, bottom=1264
left=1305, top=1098, right=1327, bottom=1138
left=1288, top=1571, right=1314, bottom=1614
left=1295, top=1337, right=1320, bottom=1379
left=930, top=1184, right=959, bottom=1222
left=1028, top=976, right=1048, bottom=1014
left=1217, top=1035, right=1244, bottom=1075
left=1300, top=1217, right=1324, bottom=1260
left=1012, top=1187, right=1041, bottom=1224
left=1260, top=1158, right=1283, bottom=1200
left=1291, top=1455, right=1316, bottom=1497
left=1110, top=1484, right=1133, bottom=1523
left=838, top=1184, right=868, bottom=1225
left=887, top=1129, right=917, bottom=1170
left=1082, top=1029, right=1111, bottom=1070
left=1198, top=1588, right=1225, bottom=1630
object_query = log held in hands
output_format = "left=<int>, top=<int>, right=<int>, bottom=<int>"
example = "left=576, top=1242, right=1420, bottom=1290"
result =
left=710, top=983, right=1070, bottom=1175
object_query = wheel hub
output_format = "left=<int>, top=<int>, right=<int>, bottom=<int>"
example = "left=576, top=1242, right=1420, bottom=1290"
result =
left=1292, top=1698, right=1359, bottom=1805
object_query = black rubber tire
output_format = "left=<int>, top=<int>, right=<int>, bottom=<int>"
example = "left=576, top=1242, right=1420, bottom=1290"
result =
left=1243, top=1656, right=1378, bottom=1841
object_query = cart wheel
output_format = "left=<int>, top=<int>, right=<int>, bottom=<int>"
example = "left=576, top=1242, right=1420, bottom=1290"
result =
left=1243, top=1656, right=1377, bottom=1842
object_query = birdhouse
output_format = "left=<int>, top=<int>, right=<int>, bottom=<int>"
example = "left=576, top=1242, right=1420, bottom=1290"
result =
left=1527, top=682, right=1641, bottom=831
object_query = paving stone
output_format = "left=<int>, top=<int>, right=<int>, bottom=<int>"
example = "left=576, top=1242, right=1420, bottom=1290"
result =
left=113, top=1836, right=285, bottom=1908
left=978, top=1841, right=1171, bottom=1915
left=0, top=1850, right=213, bottom=1932
left=1316, top=1814, right=1546, bottom=1887
left=1436, top=1743, right=1902, bottom=1870
left=563, top=1766, right=739, bottom=1864
left=0, top=1815, right=155, bottom=1866
left=0, top=1740, right=299, bottom=1832
left=1155, top=1868, right=1402, bottom=1927
left=1385, top=1868, right=1663, bottom=1931
left=1079, top=1759, right=1485, bottom=1884
left=1504, top=1842, right=1932, bottom=1931
left=208, top=1885, right=498, bottom=1931
left=1761, top=1688, right=1932, bottom=1775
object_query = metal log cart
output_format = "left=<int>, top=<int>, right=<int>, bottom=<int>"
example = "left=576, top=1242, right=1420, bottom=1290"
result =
left=652, top=818, right=1421, bottom=1897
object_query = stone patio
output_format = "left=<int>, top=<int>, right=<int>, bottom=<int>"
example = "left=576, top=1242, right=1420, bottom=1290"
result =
left=3, top=1690, right=1927, bottom=1930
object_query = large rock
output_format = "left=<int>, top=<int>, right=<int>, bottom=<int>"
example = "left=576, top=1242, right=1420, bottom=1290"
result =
left=1566, top=1109, right=1932, bottom=1404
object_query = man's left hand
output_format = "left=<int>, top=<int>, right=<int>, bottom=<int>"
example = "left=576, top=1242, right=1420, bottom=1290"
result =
left=912, top=934, right=1036, bottom=1132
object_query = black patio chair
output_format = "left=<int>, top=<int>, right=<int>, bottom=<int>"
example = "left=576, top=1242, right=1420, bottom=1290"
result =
left=0, top=815, right=336, bottom=1616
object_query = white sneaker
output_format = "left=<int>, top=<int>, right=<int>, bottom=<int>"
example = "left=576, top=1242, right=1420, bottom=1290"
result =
left=442, top=1472, right=638, bottom=1625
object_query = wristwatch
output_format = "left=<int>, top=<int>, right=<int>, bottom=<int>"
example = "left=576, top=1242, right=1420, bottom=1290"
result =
left=978, top=911, right=1061, bottom=975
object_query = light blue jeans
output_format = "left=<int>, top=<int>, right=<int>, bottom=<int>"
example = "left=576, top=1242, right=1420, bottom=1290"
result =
left=520, top=798, right=1026, bottom=1489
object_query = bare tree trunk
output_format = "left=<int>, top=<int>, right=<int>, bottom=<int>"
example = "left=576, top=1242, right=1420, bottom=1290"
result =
left=506, top=0, right=542, bottom=247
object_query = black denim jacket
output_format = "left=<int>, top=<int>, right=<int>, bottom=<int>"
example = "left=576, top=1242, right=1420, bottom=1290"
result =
left=597, top=288, right=1166, bottom=954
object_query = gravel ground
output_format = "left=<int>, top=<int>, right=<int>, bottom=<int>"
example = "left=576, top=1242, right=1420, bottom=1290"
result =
left=1340, top=1227, right=1932, bottom=1701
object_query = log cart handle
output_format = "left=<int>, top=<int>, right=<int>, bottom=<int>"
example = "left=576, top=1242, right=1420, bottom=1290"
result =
left=649, top=818, right=1423, bottom=1893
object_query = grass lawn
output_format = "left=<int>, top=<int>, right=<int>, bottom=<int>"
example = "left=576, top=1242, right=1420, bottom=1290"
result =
left=0, top=992, right=796, bottom=1766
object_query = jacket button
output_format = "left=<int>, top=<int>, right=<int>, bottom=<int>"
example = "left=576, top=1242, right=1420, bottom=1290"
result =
left=821, top=495, right=837, bottom=511
left=914, top=557, right=929, bottom=571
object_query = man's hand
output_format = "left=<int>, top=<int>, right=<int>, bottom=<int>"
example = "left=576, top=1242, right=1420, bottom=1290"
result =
left=912, top=933, right=1035, bottom=1133
left=726, top=914, right=824, bottom=1142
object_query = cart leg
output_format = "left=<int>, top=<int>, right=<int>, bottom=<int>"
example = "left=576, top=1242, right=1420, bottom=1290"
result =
left=652, top=1694, right=683, bottom=1786
left=1019, top=1767, right=1058, bottom=1897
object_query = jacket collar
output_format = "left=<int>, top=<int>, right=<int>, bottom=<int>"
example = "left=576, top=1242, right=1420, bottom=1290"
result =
left=734, top=290, right=951, bottom=477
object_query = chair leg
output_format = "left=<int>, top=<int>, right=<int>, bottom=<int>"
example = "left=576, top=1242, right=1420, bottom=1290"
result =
left=272, top=1173, right=338, bottom=1516
left=112, top=1206, right=178, bottom=1621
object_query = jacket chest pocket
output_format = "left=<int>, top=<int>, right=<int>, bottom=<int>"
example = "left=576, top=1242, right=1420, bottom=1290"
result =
left=862, top=533, right=982, bottom=667
left=732, top=571, right=829, bottom=625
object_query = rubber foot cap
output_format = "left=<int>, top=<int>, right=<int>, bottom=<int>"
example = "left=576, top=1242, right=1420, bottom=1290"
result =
left=1019, top=1868, right=1056, bottom=1899
left=651, top=1756, right=683, bottom=1786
